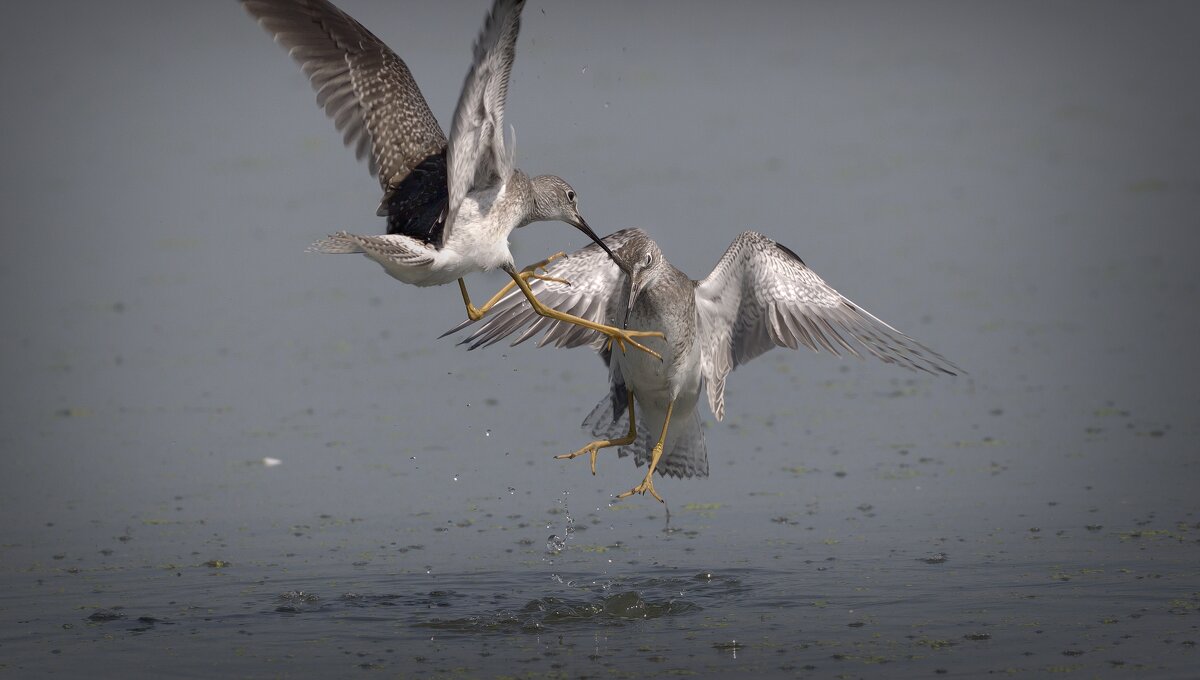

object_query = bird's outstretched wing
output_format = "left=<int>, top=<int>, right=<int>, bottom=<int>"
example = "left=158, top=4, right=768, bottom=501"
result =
left=445, top=0, right=524, bottom=240
left=694, top=231, right=959, bottom=420
left=242, top=0, right=447, bottom=199
left=444, top=228, right=645, bottom=348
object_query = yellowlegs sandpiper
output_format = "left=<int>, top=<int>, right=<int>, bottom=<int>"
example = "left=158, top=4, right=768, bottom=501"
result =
left=242, top=0, right=662, bottom=356
left=448, top=228, right=959, bottom=502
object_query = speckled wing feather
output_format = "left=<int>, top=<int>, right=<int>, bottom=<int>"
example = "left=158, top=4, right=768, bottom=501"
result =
left=445, top=0, right=524, bottom=240
left=308, top=231, right=436, bottom=267
left=444, top=228, right=646, bottom=348
left=694, top=231, right=959, bottom=420
left=242, top=0, right=447, bottom=195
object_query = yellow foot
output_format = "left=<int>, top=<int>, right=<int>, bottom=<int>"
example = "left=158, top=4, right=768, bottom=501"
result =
left=531, top=272, right=571, bottom=286
left=521, top=251, right=566, bottom=275
left=616, top=474, right=664, bottom=503
left=604, top=329, right=666, bottom=360
left=555, top=442, right=605, bottom=475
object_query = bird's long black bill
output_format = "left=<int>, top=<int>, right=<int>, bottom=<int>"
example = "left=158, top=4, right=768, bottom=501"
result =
left=623, top=280, right=641, bottom=328
left=573, top=217, right=630, bottom=275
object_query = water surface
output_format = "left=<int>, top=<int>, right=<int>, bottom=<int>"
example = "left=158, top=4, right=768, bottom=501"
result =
left=1, top=1, right=1197, bottom=677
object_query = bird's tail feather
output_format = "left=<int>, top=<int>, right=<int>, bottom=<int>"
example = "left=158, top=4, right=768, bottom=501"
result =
left=583, top=394, right=709, bottom=480
left=583, top=387, right=628, bottom=440
left=306, top=231, right=363, bottom=254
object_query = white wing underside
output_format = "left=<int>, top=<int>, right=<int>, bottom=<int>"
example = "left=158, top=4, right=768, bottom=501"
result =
left=445, top=0, right=524, bottom=244
left=694, top=231, right=959, bottom=420
left=447, top=229, right=959, bottom=422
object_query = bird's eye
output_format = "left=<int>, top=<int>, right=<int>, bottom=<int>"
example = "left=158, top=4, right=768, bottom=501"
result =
left=644, top=253, right=653, bottom=266
left=566, top=190, right=576, bottom=202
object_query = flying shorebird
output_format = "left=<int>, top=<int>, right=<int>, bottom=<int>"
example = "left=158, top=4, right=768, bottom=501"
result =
left=447, top=228, right=960, bottom=502
left=241, top=0, right=662, bottom=356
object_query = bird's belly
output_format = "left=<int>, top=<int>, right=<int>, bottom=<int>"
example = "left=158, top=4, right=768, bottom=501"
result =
left=617, top=319, right=702, bottom=414
left=377, top=239, right=512, bottom=288
left=615, top=316, right=674, bottom=410
left=440, top=213, right=516, bottom=275
left=618, top=356, right=671, bottom=409
left=368, top=253, right=457, bottom=287
left=374, top=260, right=445, bottom=287
left=673, top=346, right=704, bottom=409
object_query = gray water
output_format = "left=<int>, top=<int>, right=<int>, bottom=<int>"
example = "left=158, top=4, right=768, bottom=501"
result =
left=2, top=1, right=1198, bottom=677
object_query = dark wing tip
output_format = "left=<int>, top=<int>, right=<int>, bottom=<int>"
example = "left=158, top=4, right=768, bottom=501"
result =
left=440, top=317, right=477, bottom=340
left=774, top=241, right=806, bottom=266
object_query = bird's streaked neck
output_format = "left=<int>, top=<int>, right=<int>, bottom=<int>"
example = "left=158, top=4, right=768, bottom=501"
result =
left=509, top=170, right=542, bottom=228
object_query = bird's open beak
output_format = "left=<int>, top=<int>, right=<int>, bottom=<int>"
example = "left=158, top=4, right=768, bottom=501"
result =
left=570, top=215, right=631, bottom=275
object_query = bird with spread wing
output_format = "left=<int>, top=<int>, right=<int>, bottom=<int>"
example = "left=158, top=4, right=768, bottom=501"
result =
left=242, top=0, right=662, bottom=356
left=447, top=228, right=959, bottom=502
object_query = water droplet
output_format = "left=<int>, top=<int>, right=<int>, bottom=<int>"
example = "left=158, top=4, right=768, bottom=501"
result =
left=452, top=475, right=458, bottom=482
left=603, top=102, right=610, bottom=109
left=507, top=487, right=516, bottom=495
left=546, top=535, right=566, bottom=553
left=485, top=429, right=491, bottom=437
left=410, top=456, right=416, bottom=461
left=581, top=66, right=587, bottom=74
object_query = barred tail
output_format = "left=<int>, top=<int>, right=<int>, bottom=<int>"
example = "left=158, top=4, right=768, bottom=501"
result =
left=306, top=231, right=363, bottom=254
left=586, top=393, right=709, bottom=480
left=623, top=407, right=708, bottom=480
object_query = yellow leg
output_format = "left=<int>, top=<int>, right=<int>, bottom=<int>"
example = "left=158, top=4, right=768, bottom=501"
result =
left=617, top=400, right=674, bottom=503
left=459, top=253, right=570, bottom=321
left=557, top=390, right=637, bottom=475
left=460, top=278, right=514, bottom=321
left=505, top=268, right=666, bottom=360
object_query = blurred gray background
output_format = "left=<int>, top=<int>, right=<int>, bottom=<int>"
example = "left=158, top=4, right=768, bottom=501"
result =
left=1, top=0, right=1197, bottom=625
left=3, top=1, right=1199, bottom=675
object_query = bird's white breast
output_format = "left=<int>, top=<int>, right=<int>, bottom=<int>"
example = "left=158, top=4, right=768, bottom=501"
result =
left=615, top=302, right=702, bottom=415
left=394, top=185, right=516, bottom=287
left=439, top=185, right=517, bottom=275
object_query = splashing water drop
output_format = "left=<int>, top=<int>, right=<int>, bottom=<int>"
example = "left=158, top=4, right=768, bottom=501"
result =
left=485, top=429, right=491, bottom=437
left=546, top=535, right=566, bottom=553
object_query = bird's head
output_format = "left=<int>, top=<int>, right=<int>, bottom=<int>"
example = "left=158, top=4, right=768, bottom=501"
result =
left=529, top=175, right=625, bottom=272
left=619, top=238, right=664, bottom=327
